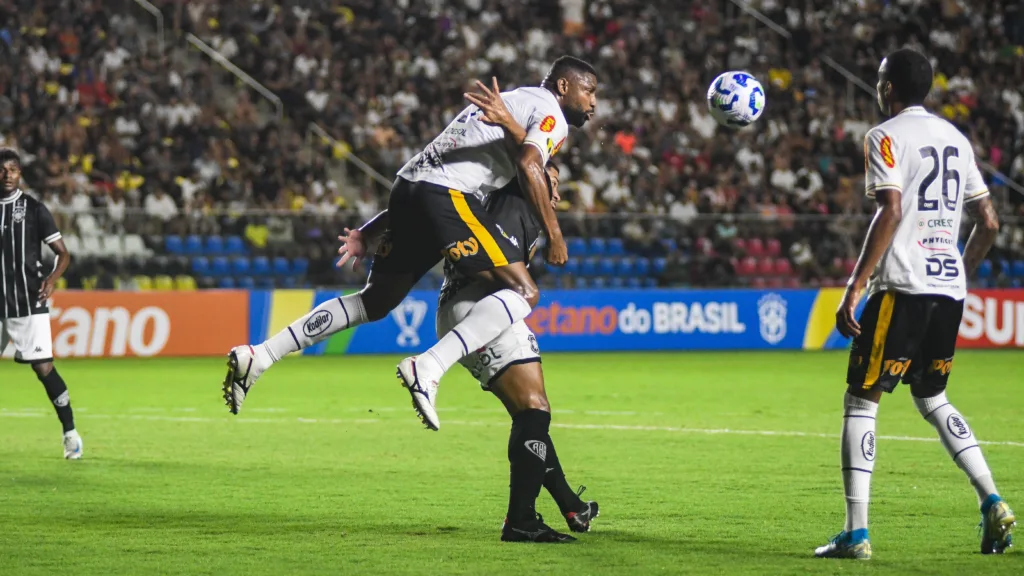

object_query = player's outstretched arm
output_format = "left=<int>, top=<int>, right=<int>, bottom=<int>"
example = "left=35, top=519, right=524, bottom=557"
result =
left=962, top=195, right=999, bottom=276
left=836, top=189, right=902, bottom=337
left=518, top=145, right=567, bottom=265
left=465, top=77, right=528, bottom=154
left=336, top=210, right=390, bottom=269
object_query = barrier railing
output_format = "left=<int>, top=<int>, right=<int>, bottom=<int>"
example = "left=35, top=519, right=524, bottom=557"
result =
left=185, top=33, right=283, bottom=121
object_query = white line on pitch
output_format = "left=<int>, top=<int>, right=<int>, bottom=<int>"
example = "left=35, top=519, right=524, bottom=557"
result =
left=3, top=411, right=1024, bottom=448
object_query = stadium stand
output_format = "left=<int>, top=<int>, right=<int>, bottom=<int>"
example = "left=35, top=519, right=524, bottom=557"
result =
left=0, top=0, right=1021, bottom=290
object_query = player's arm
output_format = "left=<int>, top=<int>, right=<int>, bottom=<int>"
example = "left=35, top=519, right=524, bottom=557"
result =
left=961, top=161, right=999, bottom=276
left=38, top=204, right=69, bottom=301
left=837, top=130, right=905, bottom=338
left=517, top=145, right=566, bottom=265
left=336, top=210, right=390, bottom=269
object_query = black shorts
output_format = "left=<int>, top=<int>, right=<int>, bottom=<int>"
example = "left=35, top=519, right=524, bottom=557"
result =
left=846, top=291, right=964, bottom=394
left=371, top=178, right=523, bottom=279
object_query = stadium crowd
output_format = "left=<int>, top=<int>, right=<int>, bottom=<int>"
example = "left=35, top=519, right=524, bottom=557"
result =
left=0, top=0, right=1022, bottom=289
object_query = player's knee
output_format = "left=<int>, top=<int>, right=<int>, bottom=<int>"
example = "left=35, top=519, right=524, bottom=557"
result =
left=32, top=361, right=54, bottom=379
left=509, top=281, right=539, bottom=308
left=512, top=393, right=549, bottom=414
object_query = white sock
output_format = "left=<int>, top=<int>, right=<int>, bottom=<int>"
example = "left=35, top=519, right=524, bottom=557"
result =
left=261, top=293, right=368, bottom=363
left=841, top=392, right=878, bottom=533
left=913, top=392, right=998, bottom=506
left=417, top=289, right=531, bottom=375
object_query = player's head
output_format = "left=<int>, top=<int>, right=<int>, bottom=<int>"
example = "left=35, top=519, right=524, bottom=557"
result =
left=542, top=56, right=598, bottom=128
left=876, top=48, right=932, bottom=116
left=0, top=147, right=21, bottom=194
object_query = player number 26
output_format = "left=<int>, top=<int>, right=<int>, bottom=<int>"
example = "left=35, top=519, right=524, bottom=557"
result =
left=917, top=146, right=960, bottom=212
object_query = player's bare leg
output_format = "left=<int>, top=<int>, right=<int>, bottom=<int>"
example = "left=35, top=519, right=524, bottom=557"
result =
left=224, top=271, right=416, bottom=414
left=31, top=360, right=81, bottom=459
left=399, top=263, right=538, bottom=429
left=487, top=362, right=591, bottom=543
left=910, top=382, right=1015, bottom=554
left=816, top=384, right=880, bottom=560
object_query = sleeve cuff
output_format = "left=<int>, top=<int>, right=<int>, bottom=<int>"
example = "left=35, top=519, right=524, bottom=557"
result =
left=964, top=189, right=990, bottom=202
left=43, top=232, right=62, bottom=244
left=864, top=183, right=902, bottom=198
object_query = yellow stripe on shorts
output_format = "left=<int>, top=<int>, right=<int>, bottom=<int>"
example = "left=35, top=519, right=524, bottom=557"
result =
left=448, top=189, right=508, bottom=267
left=863, top=292, right=896, bottom=389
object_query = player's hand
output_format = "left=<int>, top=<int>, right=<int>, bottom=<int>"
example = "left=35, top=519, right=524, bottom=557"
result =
left=545, top=234, right=568, bottom=266
left=336, top=228, right=367, bottom=269
left=546, top=165, right=561, bottom=209
left=465, top=77, right=512, bottom=128
left=836, top=285, right=863, bottom=339
left=38, top=276, right=57, bottom=302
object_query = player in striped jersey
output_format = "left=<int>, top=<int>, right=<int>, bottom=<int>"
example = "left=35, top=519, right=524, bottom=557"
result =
left=0, top=148, right=82, bottom=459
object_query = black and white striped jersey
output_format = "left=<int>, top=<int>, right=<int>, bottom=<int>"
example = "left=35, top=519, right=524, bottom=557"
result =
left=0, top=190, right=62, bottom=318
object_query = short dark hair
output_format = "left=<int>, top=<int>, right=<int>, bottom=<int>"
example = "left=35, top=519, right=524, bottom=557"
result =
left=885, top=48, right=933, bottom=105
left=542, top=56, right=597, bottom=89
left=0, top=147, right=20, bottom=167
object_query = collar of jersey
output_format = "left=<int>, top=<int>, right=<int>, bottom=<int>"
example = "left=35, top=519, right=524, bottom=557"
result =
left=0, top=189, right=22, bottom=204
left=897, top=105, right=927, bottom=116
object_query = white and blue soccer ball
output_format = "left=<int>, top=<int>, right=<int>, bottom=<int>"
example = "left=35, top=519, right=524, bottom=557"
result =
left=707, top=71, right=766, bottom=128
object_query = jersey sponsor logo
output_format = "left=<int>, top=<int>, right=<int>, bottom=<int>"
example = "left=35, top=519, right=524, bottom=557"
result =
left=927, top=358, right=953, bottom=376
left=925, top=255, right=960, bottom=282
left=959, top=290, right=1024, bottom=347
left=757, top=293, right=787, bottom=345
left=442, top=237, right=480, bottom=262
left=918, top=230, right=956, bottom=252
left=302, top=310, right=333, bottom=338
left=879, top=135, right=895, bottom=168
left=861, top=430, right=876, bottom=461
left=391, top=297, right=428, bottom=347
left=539, top=116, right=557, bottom=133
left=882, top=358, right=912, bottom=378
left=946, top=413, right=972, bottom=439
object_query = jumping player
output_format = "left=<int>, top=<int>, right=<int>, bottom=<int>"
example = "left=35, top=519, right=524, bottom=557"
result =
left=0, top=148, right=82, bottom=459
left=335, top=173, right=598, bottom=543
left=815, top=49, right=1014, bottom=559
left=223, top=57, right=598, bottom=432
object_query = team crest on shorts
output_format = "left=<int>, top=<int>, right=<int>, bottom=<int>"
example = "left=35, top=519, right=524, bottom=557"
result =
left=12, top=200, right=25, bottom=223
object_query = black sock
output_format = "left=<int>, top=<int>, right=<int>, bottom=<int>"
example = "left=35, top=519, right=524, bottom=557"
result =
left=507, top=409, right=550, bottom=524
left=544, top=434, right=584, bottom=514
left=38, top=367, right=75, bottom=433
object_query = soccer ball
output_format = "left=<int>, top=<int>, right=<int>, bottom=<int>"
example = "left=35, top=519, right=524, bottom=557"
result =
left=707, top=71, right=766, bottom=128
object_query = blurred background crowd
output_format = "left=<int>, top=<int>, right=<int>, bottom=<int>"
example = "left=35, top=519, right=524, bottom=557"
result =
left=0, top=0, right=1022, bottom=291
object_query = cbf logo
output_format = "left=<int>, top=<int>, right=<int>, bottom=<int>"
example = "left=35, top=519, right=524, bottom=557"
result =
left=757, top=293, right=787, bottom=345
left=391, top=298, right=428, bottom=347
left=12, top=200, right=25, bottom=223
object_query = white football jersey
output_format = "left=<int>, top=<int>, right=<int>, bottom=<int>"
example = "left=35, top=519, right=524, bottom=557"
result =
left=397, top=87, right=569, bottom=201
left=863, top=106, right=989, bottom=300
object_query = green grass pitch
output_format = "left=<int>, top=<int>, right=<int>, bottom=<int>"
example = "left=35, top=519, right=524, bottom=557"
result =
left=2, top=351, right=1023, bottom=575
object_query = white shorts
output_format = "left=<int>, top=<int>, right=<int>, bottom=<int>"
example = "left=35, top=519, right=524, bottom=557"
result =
left=436, top=285, right=541, bottom=390
left=1, top=314, right=54, bottom=364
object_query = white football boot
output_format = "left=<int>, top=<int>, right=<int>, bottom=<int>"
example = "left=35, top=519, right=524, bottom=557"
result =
left=396, top=356, right=440, bottom=431
left=222, top=345, right=269, bottom=415
left=63, top=429, right=83, bottom=460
